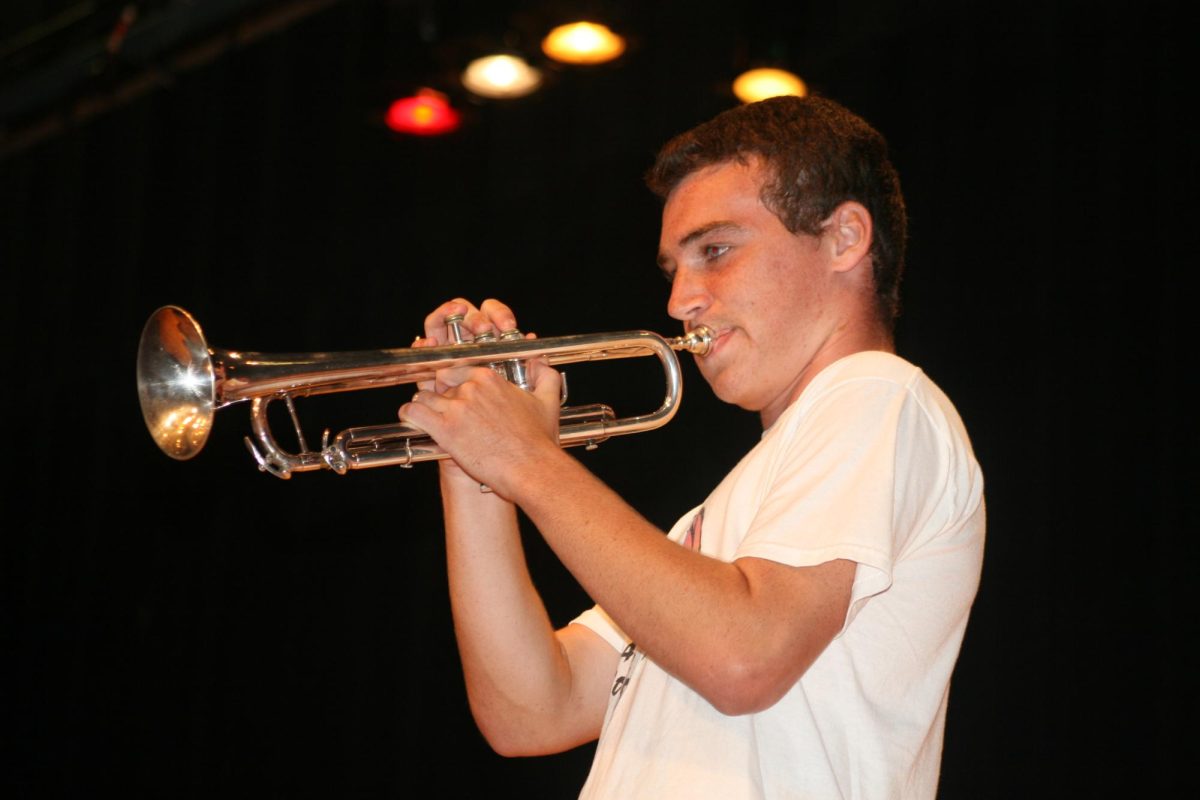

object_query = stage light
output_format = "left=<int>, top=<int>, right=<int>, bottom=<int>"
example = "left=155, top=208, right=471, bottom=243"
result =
left=732, top=68, right=807, bottom=103
left=461, top=54, right=543, bottom=99
left=542, top=22, right=625, bottom=65
left=385, top=89, right=461, bottom=135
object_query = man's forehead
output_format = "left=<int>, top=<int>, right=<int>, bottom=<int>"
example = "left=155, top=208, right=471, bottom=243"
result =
left=662, top=160, right=769, bottom=231
left=668, top=156, right=767, bottom=197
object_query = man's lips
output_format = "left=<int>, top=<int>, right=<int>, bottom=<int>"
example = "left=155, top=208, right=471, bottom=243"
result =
left=694, top=327, right=731, bottom=358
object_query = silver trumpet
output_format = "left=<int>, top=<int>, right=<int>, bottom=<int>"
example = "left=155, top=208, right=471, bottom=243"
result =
left=136, top=306, right=712, bottom=479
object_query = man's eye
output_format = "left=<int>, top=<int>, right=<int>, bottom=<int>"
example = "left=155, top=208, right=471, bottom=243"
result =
left=703, top=244, right=729, bottom=260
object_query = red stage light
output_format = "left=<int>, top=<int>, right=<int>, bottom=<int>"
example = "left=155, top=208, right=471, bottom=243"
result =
left=385, top=89, right=460, bottom=135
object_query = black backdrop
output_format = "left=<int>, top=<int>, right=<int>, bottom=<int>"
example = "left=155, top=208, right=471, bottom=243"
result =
left=3, top=0, right=1193, bottom=796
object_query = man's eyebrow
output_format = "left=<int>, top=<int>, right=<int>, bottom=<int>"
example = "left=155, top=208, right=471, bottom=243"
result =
left=678, top=220, right=741, bottom=249
left=657, top=221, right=742, bottom=269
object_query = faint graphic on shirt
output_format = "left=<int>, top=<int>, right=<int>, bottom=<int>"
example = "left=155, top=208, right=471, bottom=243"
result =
left=609, top=641, right=643, bottom=708
left=607, top=508, right=706, bottom=715
left=681, top=507, right=704, bottom=552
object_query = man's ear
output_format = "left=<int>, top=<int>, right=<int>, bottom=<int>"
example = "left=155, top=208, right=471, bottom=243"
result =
left=825, top=201, right=873, bottom=274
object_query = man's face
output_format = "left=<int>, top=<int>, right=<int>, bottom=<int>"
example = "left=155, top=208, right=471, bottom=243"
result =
left=657, top=158, right=842, bottom=427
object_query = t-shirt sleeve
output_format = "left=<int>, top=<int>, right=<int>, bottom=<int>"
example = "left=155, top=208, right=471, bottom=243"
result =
left=735, top=374, right=930, bottom=633
left=570, top=606, right=631, bottom=653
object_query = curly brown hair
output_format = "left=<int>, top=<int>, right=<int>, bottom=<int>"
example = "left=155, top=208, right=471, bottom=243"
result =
left=646, top=96, right=907, bottom=326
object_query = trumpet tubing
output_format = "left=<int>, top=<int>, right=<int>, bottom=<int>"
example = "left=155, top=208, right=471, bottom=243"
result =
left=136, top=306, right=711, bottom=478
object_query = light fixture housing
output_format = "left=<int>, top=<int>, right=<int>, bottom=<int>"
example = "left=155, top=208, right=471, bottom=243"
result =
left=461, top=54, right=543, bottom=99
left=541, top=21, right=625, bottom=65
left=732, top=67, right=808, bottom=104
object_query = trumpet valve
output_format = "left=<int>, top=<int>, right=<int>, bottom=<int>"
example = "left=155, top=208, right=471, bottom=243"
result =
left=445, top=313, right=472, bottom=344
left=499, top=329, right=529, bottom=389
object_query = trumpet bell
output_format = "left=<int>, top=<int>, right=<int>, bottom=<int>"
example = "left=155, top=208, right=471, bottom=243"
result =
left=137, top=306, right=217, bottom=460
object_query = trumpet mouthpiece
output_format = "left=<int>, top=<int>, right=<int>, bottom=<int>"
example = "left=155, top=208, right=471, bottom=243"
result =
left=670, top=326, right=713, bottom=356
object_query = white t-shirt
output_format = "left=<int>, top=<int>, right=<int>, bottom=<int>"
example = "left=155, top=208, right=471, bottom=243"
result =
left=574, top=351, right=985, bottom=799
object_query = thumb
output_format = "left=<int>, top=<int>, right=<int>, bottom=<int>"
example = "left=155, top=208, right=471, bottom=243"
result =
left=528, top=358, right=562, bottom=409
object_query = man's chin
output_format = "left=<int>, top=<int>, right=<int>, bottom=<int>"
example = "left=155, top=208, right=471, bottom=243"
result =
left=703, top=371, right=743, bottom=406
left=701, top=368, right=766, bottom=412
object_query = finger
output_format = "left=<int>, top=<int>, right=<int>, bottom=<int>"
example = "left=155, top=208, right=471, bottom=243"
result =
left=462, top=307, right=496, bottom=338
left=423, top=298, right=478, bottom=344
left=410, top=388, right=459, bottom=412
left=400, top=385, right=471, bottom=436
left=480, top=298, right=519, bottom=334
left=398, top=397, right=440, bottom=437
left=419, top=299, right=477, bottom=393
left=434, top=365, right=492, bottom=390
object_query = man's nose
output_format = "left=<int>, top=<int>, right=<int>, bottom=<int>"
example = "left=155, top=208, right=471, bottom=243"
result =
left=666, top=268, right=711, bottom=322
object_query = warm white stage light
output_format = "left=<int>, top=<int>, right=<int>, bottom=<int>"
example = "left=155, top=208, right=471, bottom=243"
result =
left=732, top=68, right=807, bottom=103
left=461, top=54, right=543, bottom=99
left=542, top=22, right=625, bottom=65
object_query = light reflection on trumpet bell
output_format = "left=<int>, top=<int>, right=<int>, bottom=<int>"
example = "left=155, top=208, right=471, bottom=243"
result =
left=136, top=305, right=711, bottom=478
left=150, top=406, right=210, bottom=458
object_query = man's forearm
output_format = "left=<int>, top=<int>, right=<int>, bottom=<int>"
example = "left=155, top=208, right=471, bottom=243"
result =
left=510, top=446, right=852, bottom=716
left=441, top=467, right=608, bottom=753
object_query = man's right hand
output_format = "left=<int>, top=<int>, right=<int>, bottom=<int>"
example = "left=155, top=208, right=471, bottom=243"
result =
left=406, top=298, right=560, bottom=496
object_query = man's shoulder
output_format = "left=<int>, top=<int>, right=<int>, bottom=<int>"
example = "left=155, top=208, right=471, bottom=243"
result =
left=802, top=350, right=923, bottom=402
left=784, top=350, right=968, bottom=440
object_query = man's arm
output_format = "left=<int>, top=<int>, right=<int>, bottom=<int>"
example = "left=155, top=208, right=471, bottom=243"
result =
left=439, top=465, right=618, bottom=755
left=405, top=300, right=854, bottom=717
left=506, top=444, right=855, bottom=715
left=413, top=299, right=617, bottom=756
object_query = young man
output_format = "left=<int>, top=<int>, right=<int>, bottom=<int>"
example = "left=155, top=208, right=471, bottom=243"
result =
left=401, top=96, right=985, bottom=798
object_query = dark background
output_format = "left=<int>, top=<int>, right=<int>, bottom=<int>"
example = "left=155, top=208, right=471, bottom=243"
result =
left=2, top=0, right=1193, bottom=796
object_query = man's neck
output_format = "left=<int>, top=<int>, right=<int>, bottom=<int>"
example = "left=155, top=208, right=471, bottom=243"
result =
left=758, top=324, right=894, bottom=430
